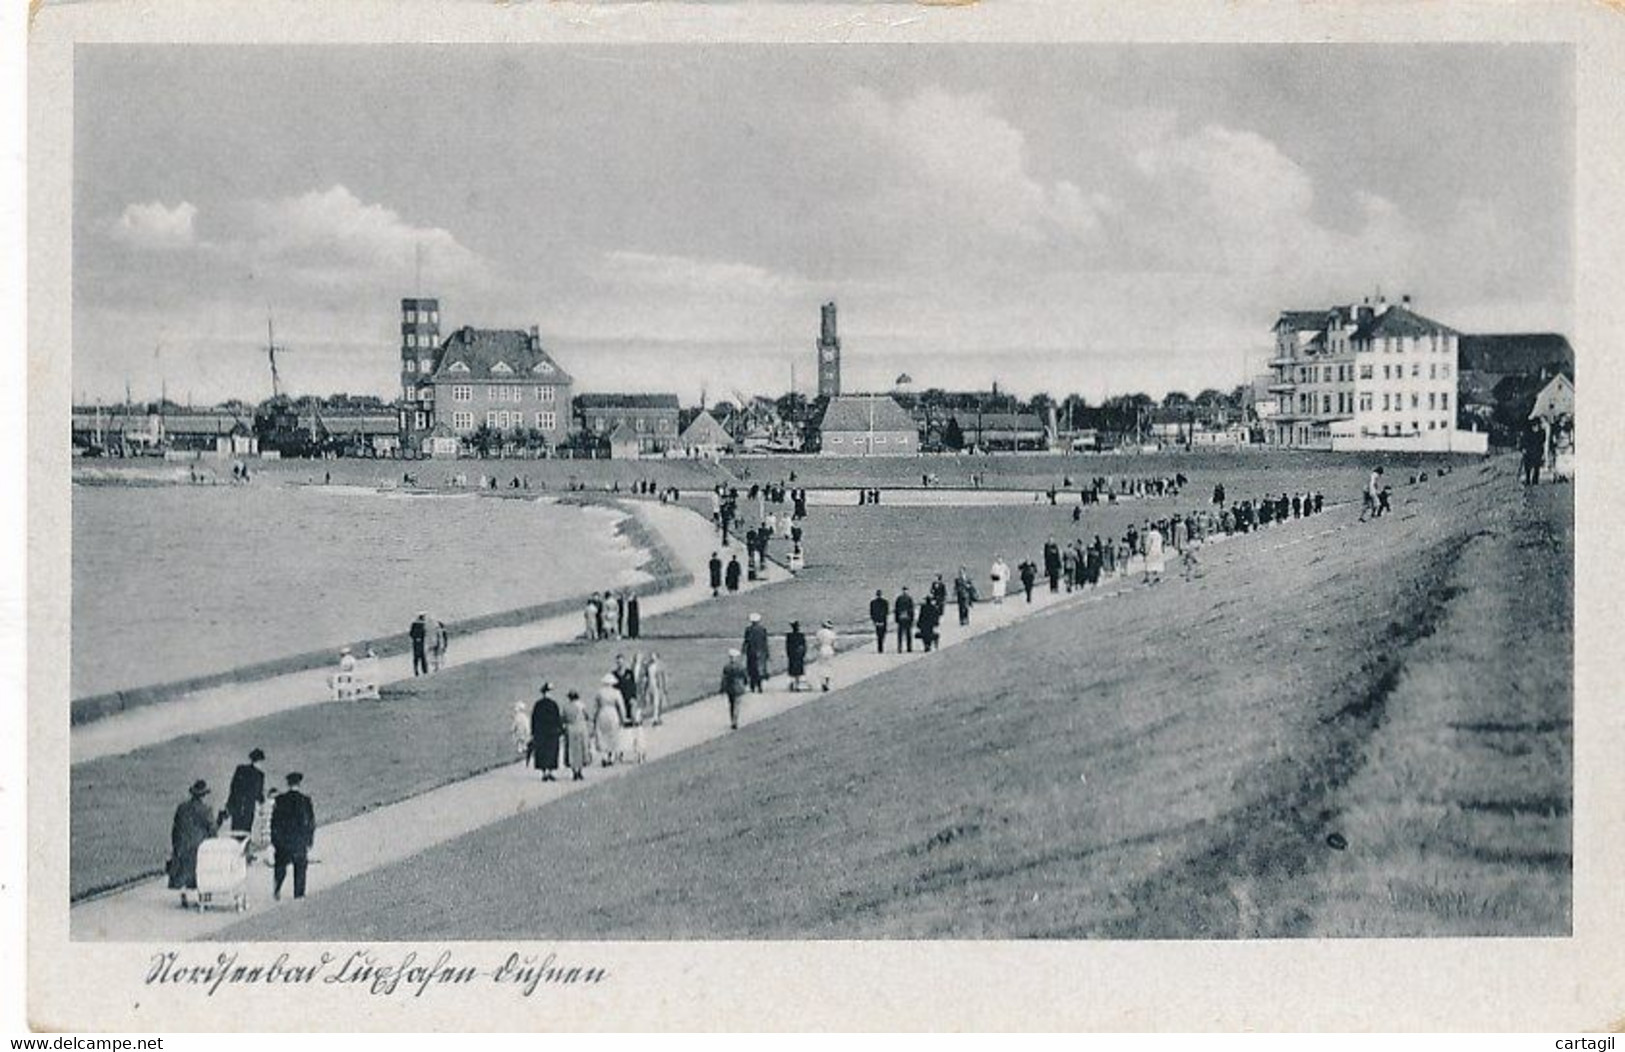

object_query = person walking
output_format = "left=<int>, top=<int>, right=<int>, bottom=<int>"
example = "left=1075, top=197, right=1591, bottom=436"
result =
left=725, top=554, right=742, bottom=593
left=166, top=779, right=219, bottom=905
left=512, top=701, right=533, bottom=764
left=593, top=674, right=625, bottom=766
left=816, top=620, right=838, bottom=691
left=612, top=654, right=637, bottom=713
left=225, top=748, right=267, bottom=837
left=1143, top=524, right=1166, bottom=585
left=743, top=613, right=771, bottom=692
left=869, top=589, right=890, bottom=653
left=626, top=593, right=641, bottom=639
left=270, top=772, right=316, bottom=901
left=916, top=596, right=941, bottom=652
left=562, top=690, right=591, bottom=781
left=1018, top=559, right=1037, bottom=603
left=930, top=574, right=948, bottom=613
left=583, top=596, right=599, bottom=641
left=1359, top=466, right=1384, bottom=521
left=990, top=556, right=1009, bottom=605
left=409, top=612, right=430, bottom=676
left=429, top=618, right=449, bottom=671
left=721, top=649, right=750, bottom=730
left=709, top=552, right=723, bottom=597
left=954, top=567, right=974, bottom=626
left=785, top=621, right=809, bottom=691
left=894, top=587, right=916, bottom=653
left=530, top=684, right=563, bottom=781
left=643, top=651, right=669, bottom=726
left=1043, top=538, right=1062, bottom=593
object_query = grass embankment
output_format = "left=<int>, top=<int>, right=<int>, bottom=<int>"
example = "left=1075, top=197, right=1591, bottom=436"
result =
left=72, top=464, right=1253, bottom=900
left=223, top=459, right=1569, bottom=940
left=76, top=455, right=732, bottom=492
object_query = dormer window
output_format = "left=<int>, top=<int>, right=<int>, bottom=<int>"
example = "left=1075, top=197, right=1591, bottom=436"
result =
left=491, top=361, right=514, bottom=375
left=448, top=361, right=471, bottom=374
left=533, top=360, right=555, bottom=375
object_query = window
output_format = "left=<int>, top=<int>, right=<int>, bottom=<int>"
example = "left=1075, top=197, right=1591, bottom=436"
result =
left=536, top=411, right=556, bottom=430
left=1411, top=393, right=1420, bottom=409
left=452, top=385, right=472, bottom=402
left=898, top=435, right=910, bottom=444
left=635, top=417, right=647, bottom=432
left=1359, top=364, right=1373, bottom=380
left=1441, top=393, right=1450, bottom=411
left=533, top=361, right=555, bottom=375
left=1359, top=392, right=1373, bottom=412
left=1441, top=364, right=1451, bottom=379
left=1383, top=393, right=1391, bottom=411
left=1321, top=395, right=1331, bottom=414
left=874, top=435, right=888, bottom=444
left=1381, top=424, right=1391, bottom=436
left=405, top=359, right=416, bottom=373
left=486, top=410, right=499, bottom=428
left=453, top=411, right=473, bottom=431
left=535, top=385, right=554, bottom=402
left=1430, top=364, right=1437, bottom=379
left=428, top=311, right=438, bottom=325
left=1428, top=421, right=1436, bottom=430
left=1412, top=362, right=1421, bottom=377
left=657, top=418, right=670, bottom=432
left=491, top=361, right=513, bottom=375
left=1428, top=393, right=1437, bottom=410
left=829, top=435, right=844, bottom=444
left=416, top=412, right=428, bottom=430
left=448, top=361, right=470, bottom=373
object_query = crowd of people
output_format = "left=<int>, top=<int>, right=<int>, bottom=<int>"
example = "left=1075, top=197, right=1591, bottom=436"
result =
left=166, top=748, right=318, bottom=906
left=582, top=589, right=643, bottom=641
left=515, top=651, right=670, bottom=781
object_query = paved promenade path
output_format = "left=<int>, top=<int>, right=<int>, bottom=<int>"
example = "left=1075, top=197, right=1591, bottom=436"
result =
left=71, top=500, right=786, bottom=764
left=72, top=497, right=1374, bottom=941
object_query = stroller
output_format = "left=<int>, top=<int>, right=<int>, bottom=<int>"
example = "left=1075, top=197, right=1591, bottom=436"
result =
left=191, top=832, right=252, bottom=912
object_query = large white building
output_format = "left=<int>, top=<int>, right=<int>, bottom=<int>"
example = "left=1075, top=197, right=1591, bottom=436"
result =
left=1269, top=296, right=1481, bottom=452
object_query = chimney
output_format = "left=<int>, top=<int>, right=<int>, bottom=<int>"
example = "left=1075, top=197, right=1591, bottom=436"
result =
left=529, top=325, right=540, bottom=351
left=1401, top=294, right=1412, bottom=309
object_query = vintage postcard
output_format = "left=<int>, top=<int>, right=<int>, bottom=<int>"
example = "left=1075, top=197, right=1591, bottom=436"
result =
left=19, top=0, right=1625, bottom=1032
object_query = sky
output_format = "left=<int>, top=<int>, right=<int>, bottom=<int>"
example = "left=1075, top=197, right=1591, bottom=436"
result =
left=72, top=44, right=1574, bottom=405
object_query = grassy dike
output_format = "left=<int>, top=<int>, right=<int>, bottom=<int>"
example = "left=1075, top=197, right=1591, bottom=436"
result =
left=224, top=460, right=1570, bottom=940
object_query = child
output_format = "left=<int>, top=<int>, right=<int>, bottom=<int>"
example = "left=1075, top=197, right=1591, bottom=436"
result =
left=1377, top=486, right=1393, bottom=518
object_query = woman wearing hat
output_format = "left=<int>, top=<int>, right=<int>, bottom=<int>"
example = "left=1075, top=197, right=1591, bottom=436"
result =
left=529, top=684, right=564, bottom=780
left=593, top=673, right=625, bottom=766
left=785, top=621, right=809, bottom=692
left=816, top=620, right=838, bottom=692
left=561, top=690, right=592, bottom=780
left=167, top=779, right=221, bottom=904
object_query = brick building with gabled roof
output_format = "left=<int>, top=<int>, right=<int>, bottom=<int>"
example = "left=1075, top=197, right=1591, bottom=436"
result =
left=575, top=393, right=682, bottom=454
left=406, top=322, right=574, bottom=456
left=817, top=394, right=920, bottom=456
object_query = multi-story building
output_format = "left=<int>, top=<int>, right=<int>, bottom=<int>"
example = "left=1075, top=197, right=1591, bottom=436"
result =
left=816, top=301, right=842, bottom=398
left=399, top=297, right=441, bottom=449
left=1269, top=296, right=1470, bottom=451
left=574, top=394, right=682, bottom=454
left=429, top=326, right=574, bottom=453
left=818, top=395, right=919, bottom=456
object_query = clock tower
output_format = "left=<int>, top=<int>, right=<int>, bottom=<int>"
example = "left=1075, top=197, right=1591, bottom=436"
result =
left=816, top=301, right=841, bottom=398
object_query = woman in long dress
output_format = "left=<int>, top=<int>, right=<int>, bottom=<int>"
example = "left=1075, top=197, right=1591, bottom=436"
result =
left=530, top=684, right=564, bottom=781
left=643, top=652, right=669, bottom=725
left=990, top=557, right=1009, bottom=604
left=167, top=780, right=219, bottom=903
left=592, top=673, right=625, bottom=766
left=816, top=619, right=838, bottom=692
left=1144, top=524, right=1166, bottom=584
left=561, top=691, right=591, bottom=781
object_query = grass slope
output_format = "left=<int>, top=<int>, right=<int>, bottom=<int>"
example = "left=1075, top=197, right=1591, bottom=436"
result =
left=224, top=460, right=1568, bottom=940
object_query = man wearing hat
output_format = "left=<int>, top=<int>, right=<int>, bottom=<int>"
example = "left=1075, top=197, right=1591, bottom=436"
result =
left=167, top=779, right=220, bottom=900
left=743, top=613, right=771, bottom=693
left=409, top=612, right=430, bottom=676
left=869, top=589, right=890, bottom=653
left=270, top=772, right=317, bottom=900
left=530, top=683, right=564, bottom=781
left=225, top=748, right=267, bottom=837
left=720, top=649, right=750, bottom=730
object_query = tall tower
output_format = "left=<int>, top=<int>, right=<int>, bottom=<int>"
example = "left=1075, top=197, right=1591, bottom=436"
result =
left=400, top=297, right=440, bottom=444
left=816, top=301, right=841, bottom=398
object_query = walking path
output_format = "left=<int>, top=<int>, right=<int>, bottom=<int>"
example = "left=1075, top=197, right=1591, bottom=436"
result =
left=71, top=495, right=1385, bottom=941
left=71, top=500, right=787, bottom=764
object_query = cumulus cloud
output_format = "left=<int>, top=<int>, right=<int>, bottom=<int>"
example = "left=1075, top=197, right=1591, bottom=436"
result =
left=236, top=184, right=486, bottom=284
left=845, top=86, right=1114, bottom=249
left=108, top=200, right=198, bottom=251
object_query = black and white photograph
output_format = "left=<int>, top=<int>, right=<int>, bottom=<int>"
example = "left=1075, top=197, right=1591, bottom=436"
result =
left=13, top=0, right=1625, bottom=1033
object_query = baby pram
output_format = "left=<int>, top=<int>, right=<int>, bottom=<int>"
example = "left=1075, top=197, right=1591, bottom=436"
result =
left=191, top=832, right=251, bottom=912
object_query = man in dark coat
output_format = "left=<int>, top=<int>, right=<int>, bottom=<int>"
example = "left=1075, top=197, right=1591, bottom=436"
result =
left=225, top=748, right=267, bottom=835
left=916, top=597, right=941, bottom=652
left=409, top=612, right=430, bottom=676
left=930, top=574, right=948, bottom=612
left=869, top=589, right=890, bottom=653
left=785, top=620, right=808, bottom=691
left=1043, top=539, right=1062, bottom=593
left=530, top=684, right=564, bottom=781
left=612, top=655, right=638, bottom=718
left=725, top=554, right=742, bottom=593
left=625, top=593, right=641, bottom=639
left=167, top=779, right=219, bottom=896
left=953, top=568, right=974, bottom=626
left=893, top=587, right=916, bottom=653
left=708, top=553, right=722, bottom=597
left=1018, top=560, right=1037, bottom=602
left=270, top=772, right=317, bottom=901
left=743, top=613, right=771, bottom=692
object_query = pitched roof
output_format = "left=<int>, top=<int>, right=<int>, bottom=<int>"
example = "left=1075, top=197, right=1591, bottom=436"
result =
left=432, top=328, right=573, bottom=384
left=818, top=395, right=919, bottom=434
left=160, top=412, right=252, bottom=435
left=1274, top=310, right=1332, bottom=332
left=1352, top=304, right=1459, bottom=341
left=606, top=422, right=640, bottom=444
left=680, top=410, right=732, bottom=447
left=965, top=412, right=1046, bottom=432
left=576, top=393, right=680, bottom=410
left=1458, top=333, right=1574, bottom=376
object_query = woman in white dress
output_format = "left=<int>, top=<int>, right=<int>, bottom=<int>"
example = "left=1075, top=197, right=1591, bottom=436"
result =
left=642, top=651, right=670, bottom=726
left=592, top=673, right=625, bottom=766
left=816, top=619, right=838, bottom=692
left=511, top=701, right=531, bottom=764
left=990, top=557, right=1009, bottom=604
left=1144, top=525, right=1166, bottom=584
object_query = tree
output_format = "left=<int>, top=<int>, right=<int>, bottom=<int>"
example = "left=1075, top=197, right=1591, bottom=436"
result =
left=943, top=415, right=965, bottom=451
left=1194, top=388, right=1226, bottom=407
left=468, top=423, right=498, bottom=458
left=1162, top=390, right=1191, bottom=409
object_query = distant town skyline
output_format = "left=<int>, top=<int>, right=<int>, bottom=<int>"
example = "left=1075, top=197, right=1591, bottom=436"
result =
left=73, top=44, right=1573, bottom=406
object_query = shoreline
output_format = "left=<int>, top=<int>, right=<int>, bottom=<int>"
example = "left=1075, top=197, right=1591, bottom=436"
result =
left=70, top=499, right=683, bottom=727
